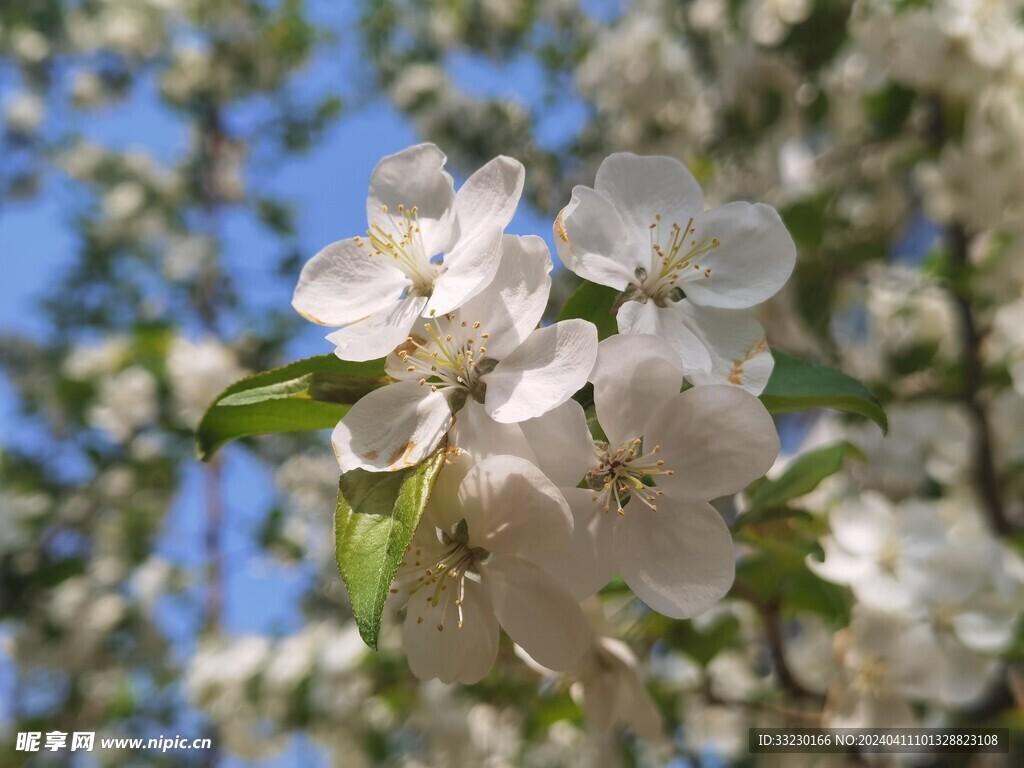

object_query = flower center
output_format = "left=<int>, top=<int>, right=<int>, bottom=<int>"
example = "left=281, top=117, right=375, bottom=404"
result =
left=398, top=315, right=497, bottom=409
left=854, top=656, right=888, bottom=693
left=877, top=537, right=901, bottom=575
left=356, top=203, right=440, bottom=295
left=396, top=520, right=490, bottom=632
left=931, top=604, right=957, bottom=637
left=586, top=437, right=674, bottom=515
left=635, top=215, right=720, bottom=306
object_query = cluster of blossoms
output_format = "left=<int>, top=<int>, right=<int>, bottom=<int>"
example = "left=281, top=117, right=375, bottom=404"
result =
left=810, top=488, right=1024, bottom=726
left=742, top=194, right=1024, bottom=722
left=293, top=143, right=794, bottom=730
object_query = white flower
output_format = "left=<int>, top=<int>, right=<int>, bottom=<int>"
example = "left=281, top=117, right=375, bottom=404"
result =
left=293, top=143, right=525, bottom=361
left=841, top=402, right=971, bottom=497
left=783, top=615, right=837, bottom=695
left=575, top=11, right=713, bottom=158
left=814, top=490, right=1022, bottom=708
left=102, top=181, right=146, bottom=221
left=70, top=71, right=103, bottom=108
left=4, top=92, right=45, bottom=134
left=747, top=0, right=812, bottom=46
left=850, top=0, right=1024, bottom=98
left=901, top=513, right=1021, bottom=705
left=539, top=334, right=780, bottom=618
left=11, top=29, right=50, bottom=63
left=517, top=599, right=663, bottom=738
left=808, top=492, right=947, bottom=612
left=130, top=557, right=174, bottom=608
left=0, top=491, right=48, bottom=556
left=166, top=335, right=249, bottom=428
left=392, top=452, right=589, bottom=684
left=554, top=152, right=795, bottom=393
left=332, top=235, right=597, bottom=472
left=449, top=397, right=597, bottom=490
left=824, top=606, right=934, bottom=728
left=88, top=365, right=159, bottom=442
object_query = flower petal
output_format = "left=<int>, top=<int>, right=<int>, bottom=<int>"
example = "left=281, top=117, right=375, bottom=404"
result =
left=331, top=381, right=452, bottom=472
left=450, top=400, right=538, bottom=464
left=326, top=295, right=427, bottom=362
left=931, top=640, right=996, bottom=706
left=484, top=319, right=598, bottom=423
left=426, top=226, right=504, bottom=317
left=806, top=539, right=874, bottom=586
left=594, top=152, right=704, bottom=234
left=452, top=399, right=596, bottom=490
left=589, top=638, right=664, bottom=739
left=456, top=234, right=553, bottom=359
left=591, top=333, right=684, bottom=447
left=402, top=578, right=499, bottom=684
left=615, top=499, right=735, bottom=619
left=681, top=202, right=796, bottom=309
left=519, top=400, right=597, bottom=488
left=482, top=555, right=590, bottom=671
left=459, top=455, right=572, bottom=560
left=645, top=385, right=779, bottom=502
left=827, top=493, right=891, bottom=556
left=367, top=143, right=456, bottom=256
left=453, top=154, right=525, bottom=243
left=953, top=605, right=1019, bottom=653
left=616, top=299, right=712, bottom=374
left=292, top=238, right=411, bottom=327
left=422, top=449, right=473, bottom=535
left=677, top=305, right=774, bottom=395
left=540, top=488, right=617, bottom=601
left=575, top=671, right=617, bottom=732
left=555, top=185, right=639, bottom=289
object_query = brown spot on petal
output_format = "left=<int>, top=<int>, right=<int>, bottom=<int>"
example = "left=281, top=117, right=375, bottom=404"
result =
left=728, top=337, right=769, bottom=386
left=554, top=210, right=574, bottom=252
left=388, top=441, right=416, bottom=467
left=363, top=450, right=378, bottom=461
left=395, top=334, right=428, bottom=358
left=295, top=308, right=329, bottom=326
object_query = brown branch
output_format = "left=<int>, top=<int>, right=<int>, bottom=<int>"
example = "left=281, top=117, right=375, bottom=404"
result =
left=732, top=580, right=824, bottom=704
left=202, top=456, right=223, bottom=633
left=922, top=95, right=1013, bottom=536
left=195, top=99, right=228, bottom=768
left=946, top=223, right=1013, bottom=536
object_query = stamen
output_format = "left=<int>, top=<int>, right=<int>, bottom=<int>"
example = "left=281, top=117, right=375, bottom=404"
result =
left=638, top=215, right=722, bottom=303
left=586, top=437, right=675, bottom=517
left=397, top=316, right=493, bottom=403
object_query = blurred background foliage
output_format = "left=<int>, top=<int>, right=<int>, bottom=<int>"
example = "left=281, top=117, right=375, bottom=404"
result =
left=1, top=0, right=1023, bottom=765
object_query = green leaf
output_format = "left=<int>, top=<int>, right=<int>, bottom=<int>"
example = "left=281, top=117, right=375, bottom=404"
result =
left=863, top=83, right=916, bottom=140
left=643, top=613, right=740, bottom=666
left=679, top=615, right=741, bottom=666
left=557, top=281, right=618, bottom=340
left=760, top=350, right=888, bottom=433
left=782, top=569, right=851, bottom=625
left=335, top=443, right=447, bottom=649
left=196, top=355, right=388, bottom=460
left=734, top=441, right=864, bottom=529
left=732, top=505, right=812, bottom=531
left=780, top=197, right=827, bottom=250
